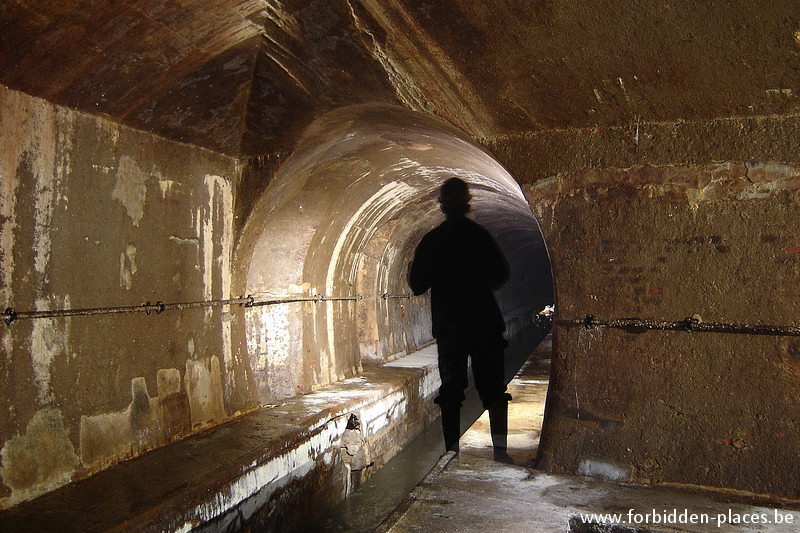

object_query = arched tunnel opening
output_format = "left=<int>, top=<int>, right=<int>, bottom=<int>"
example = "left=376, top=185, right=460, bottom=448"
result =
left=234, top=104, right=553, bottom=405
left=231, top=105, right=554, bottom=525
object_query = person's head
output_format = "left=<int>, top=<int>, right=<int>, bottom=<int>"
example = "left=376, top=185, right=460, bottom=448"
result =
left=438, top=177, right=471, bottom=217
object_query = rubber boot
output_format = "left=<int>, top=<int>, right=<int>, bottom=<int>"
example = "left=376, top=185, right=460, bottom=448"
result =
left=488, top=398, right=512, bottom=463
left=441, top=407, right=461, bottom=453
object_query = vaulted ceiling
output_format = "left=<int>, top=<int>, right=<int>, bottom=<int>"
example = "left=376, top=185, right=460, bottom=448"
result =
left=2, top=1, right=800, bottom=157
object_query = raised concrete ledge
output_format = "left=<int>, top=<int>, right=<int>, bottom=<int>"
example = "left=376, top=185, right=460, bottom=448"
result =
left=0, top=352, right=441, bottom=533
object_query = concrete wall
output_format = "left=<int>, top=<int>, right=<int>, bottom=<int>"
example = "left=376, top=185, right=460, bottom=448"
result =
left=0, top=90, right=549, bottom=511
left=0, top=85, right=256, bottom=508
left=515, top=121, right=800, bottom=499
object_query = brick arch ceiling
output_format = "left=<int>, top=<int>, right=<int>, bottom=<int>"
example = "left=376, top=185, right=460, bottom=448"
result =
left=1, top=1, right=799, bottom=161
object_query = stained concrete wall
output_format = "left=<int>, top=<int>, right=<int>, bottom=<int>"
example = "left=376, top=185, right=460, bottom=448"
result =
left=0, top=92, right=549, bottom=511
left=514, top=120, right=800, bottom=499
left=0, top=85, right=257, bottom=508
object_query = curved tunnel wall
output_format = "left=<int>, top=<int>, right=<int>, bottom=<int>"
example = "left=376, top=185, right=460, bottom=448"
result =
left=233, top=104, right=552, bottom=404
left=0, top=92, right=552, bottom=509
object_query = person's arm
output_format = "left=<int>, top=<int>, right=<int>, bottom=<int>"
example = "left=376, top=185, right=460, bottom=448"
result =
left=408, top=239, right=432, bottom=295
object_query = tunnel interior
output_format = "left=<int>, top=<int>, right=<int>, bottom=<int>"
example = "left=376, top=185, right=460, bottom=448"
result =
left=235, top=104, right=553, bottom=404
left=3, top=0, right=800, bottom=528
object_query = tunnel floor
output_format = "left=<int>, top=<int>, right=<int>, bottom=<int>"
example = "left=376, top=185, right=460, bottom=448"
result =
left=309, top=335, right=552, bottom=532
left=369, top=336, right=800, bottom=533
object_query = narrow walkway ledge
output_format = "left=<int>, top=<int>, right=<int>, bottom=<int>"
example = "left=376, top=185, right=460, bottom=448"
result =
left=0, top=346, right=441, bottom=533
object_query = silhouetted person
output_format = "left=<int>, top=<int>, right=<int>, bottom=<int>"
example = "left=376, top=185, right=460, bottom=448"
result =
left=408, top=177, right=512, bottom=462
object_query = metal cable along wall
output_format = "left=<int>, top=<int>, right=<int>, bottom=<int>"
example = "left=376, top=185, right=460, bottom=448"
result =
left=2, top=293, right=377, bottom=327
left=8, top=296, right=798, bottom=338
left=564, top=314, right=800, bottom=337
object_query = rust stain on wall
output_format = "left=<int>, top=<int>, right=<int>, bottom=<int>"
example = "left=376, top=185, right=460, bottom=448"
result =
left=78, top=358, right=227, bottom=470
left=78, top=361, right=220, bottom=470
left=80, top=377, right=160, bottom=469
left=185, top=356, right=227, bottom=430
left=0, top=408, right=79, bottom=506
left=159, top=367, right=191, bottom=443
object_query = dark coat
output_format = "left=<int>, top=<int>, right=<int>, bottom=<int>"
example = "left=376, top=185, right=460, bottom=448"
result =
left=408, top=215, right=509, bottom=339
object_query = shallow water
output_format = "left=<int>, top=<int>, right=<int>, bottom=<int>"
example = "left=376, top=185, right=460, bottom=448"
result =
left=309, top=329, right=551, bottom=532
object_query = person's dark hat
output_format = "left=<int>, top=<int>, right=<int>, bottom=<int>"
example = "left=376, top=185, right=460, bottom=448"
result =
left=438, top=177, right=471, bottom=212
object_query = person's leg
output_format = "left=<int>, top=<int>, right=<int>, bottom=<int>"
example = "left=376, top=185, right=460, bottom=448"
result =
left=435, top=338, right=469, bottom=452
left=472, top=335, right=513, bottom=462
left=440, top=404, right=461, bottom=453
left=487, top=397, right=513, bottom=463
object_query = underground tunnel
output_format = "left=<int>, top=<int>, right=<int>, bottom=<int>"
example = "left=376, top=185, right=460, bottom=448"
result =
left=233, top=104, right=553, bottom=404
left=0, top=99, right=554, bottom=530
left=4, top=1, right=800, bottom=531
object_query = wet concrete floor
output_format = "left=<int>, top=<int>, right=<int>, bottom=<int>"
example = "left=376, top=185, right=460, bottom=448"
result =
left=310, top=335, right=552, bottom=532
left=371, top=335, right=800, bottom=533
left=307, top=353, right=506, bottom=532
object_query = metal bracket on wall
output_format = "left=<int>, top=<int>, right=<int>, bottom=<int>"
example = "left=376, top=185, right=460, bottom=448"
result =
left=565, top=314, right=800, bottom=337
left=382, top=293, right=412, bottom=300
